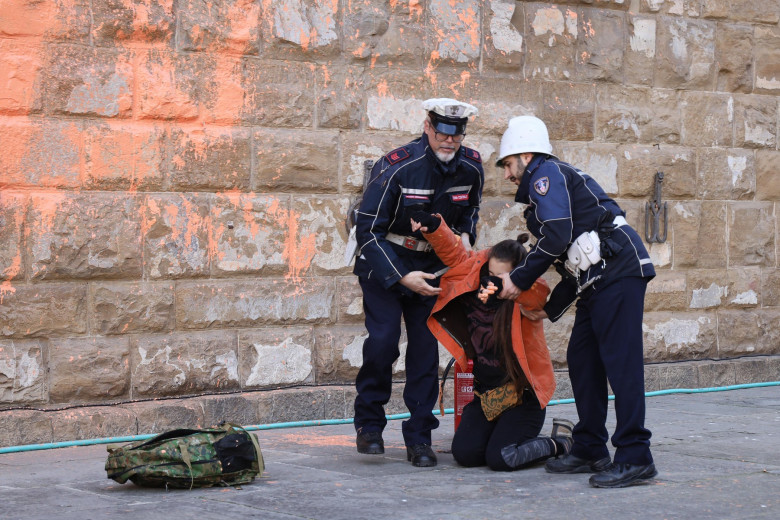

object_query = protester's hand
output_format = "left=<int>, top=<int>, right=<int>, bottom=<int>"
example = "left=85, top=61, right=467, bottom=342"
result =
left=519, top=307, right=548, bottom=321
left=478, top=282, right=498, bottom=304
left=399, top=271, right=442, bottom=296
left=410, top=219, right=426, bottom=233
left=497, top=272, right=521, bottom=300
left=410, top=211, right=440, bottom=233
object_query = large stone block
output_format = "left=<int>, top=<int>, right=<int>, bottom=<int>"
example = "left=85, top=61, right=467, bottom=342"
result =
left=211, top=193, right=288, bottom=276
left=259, top=0, right=340, bottom=58
left=735, top=357, right=780, bottom=384
left=143, top=193, right=210, bottom=279
left=680, top=92, right=733, bottom=147
left=253, top=129, right=339, bottom=192
left=48, top=336, right=130, bottom=402
left=757, top=310, right=780, bottom=357
left=642, top=311, right=718, bottom=362
left=84, top=122, right=166, bottom=191
left=198, top=56, right=246, bottom=124
left=452, top=76, right=543, bottom=137
left=92, top=0, right=175, bottom=45
left=734, top=95, right=777, bottom=149
left=541, top=82, right=595, bottom=142
left=268, top=387, right=350, bottom=423
left=686, top=268, right=761, bottom=310
left=132, top=330, right=240, bottom=397
left=524, top=4, right=578, bottom=81
left=640, top=0, right=701, bottom=17
left=339, top=132, right=404, bottom=194
left=0, top=41, right=43, bottom=115
left=427, top=0, right=481, bottom=66
left=292, top=196, right=351, bottom=275
left=50, top=407, right=137, bottom=442
left=169, top=126, right=251, bottom=190
left=92, top=282, right=175, bottom=335
left=576, top=8, right=624, bottom=83
left=28, top=193, right=142, bottom=280
left=0, top=283, right=87, bottom=338
left=201, top=395, right=260, bottom=428
left=336, top=276, right=363, bottom=323
left=754, top=27, right=780, bottom=95
left=0, top=119, right=83, bottom=188
left=242, top=59, right=315, bottom=127
left=756, top=150, right=780, bottom=201
left=728, top=203, right=776, bottom=267
left=0, top=0, right=90, bottom=42
left=618, top=145, right=695, bottom=198
left=136, top=50, right=201, bottom=121
left=671, top=202, right=727, bottom=269
left=365, top=71, right=433, bottom=133
left=239, top=328, right=314, bottom=389
left=123, top=399, right=204, bottom=434
left=555, top=142, right=618, bottom=195
left=624, top=16, right=655, bottom=86
left=0, top=339, right=45, bottom=404
left=473, top=198, right=528, bottom=251
left=313, top=324, right=366, bottom=384
left=717, top=310, right=764, bottom=358
left=696, top=148, right=754, bottom=200
left=762, top=269, right=780, bottom=307
left=178, top=0, right=260, bottom=53
left=0, top=192, right=26, bottom=283
left=715, top=23, right=754, bottom=93
left=482, top=0, right=525, bottom=71
left=344, top=0, right=426, bottom=67
left=0, top=410, right=51, bottom=446
left=655, top=16, right=716, bottom=90
left=42, top=45, right=133, bottom=118
left=596, top=86, right=680, bottom=145
left=696, top=361, right=737, bottom=388
left=316, top=65, right=364, bottom=130
left=645, top=270, right=687, bottom=311
left=656, top=362, right=698, bottom=389
left=175, top=278, right=335, bottom=329
left=701, top=0, right=780, bottom=24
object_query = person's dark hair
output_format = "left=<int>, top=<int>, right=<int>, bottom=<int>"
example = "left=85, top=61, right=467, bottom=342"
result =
left=488, top=233, right=531, bottom=393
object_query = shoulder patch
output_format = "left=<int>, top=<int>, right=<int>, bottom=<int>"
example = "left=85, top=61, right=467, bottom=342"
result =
left=385, top=147, right=410, bottom=165
left=533, top=177, right=550, bottom=196
left=463, top=147, right=481, bottom=163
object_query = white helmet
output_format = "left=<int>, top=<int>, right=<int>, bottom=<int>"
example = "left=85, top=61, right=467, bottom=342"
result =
left=496, top=116, right=553, bottom=166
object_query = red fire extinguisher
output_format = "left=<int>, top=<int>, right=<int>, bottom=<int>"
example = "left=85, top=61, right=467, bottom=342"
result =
left=439, top=357, right=474, bottom=431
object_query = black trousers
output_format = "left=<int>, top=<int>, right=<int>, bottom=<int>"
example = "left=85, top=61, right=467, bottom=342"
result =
left=568, top=276, right=653, bottom=465
left=452, top=391, right=546, bottom=471
left=354, top=276, right=440, bottom=446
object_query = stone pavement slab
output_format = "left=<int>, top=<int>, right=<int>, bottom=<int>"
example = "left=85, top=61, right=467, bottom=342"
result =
left=0, top=387, right=778, bottom=520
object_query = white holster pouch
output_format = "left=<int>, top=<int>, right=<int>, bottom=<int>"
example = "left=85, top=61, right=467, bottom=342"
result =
left=566, top=231, right=602, bottom=272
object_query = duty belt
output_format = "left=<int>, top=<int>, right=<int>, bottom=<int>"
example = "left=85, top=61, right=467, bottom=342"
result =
left=385, top=232, right=433, bottom=253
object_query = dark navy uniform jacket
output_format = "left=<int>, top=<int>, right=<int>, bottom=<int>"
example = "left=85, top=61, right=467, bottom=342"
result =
left=353, top=133, right=484, bottom=289
left=510, top=154, right=655, bottom=293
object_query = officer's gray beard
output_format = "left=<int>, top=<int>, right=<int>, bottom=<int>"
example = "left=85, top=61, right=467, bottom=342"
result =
left=434, top=150, right=456, bottom=163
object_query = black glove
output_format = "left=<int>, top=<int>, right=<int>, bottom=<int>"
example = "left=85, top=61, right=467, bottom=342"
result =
left=543, top=276, right=578, bottom=322
left=411, top=211, right=440, bottom=232
left=479, top=275, right=504, bottom=309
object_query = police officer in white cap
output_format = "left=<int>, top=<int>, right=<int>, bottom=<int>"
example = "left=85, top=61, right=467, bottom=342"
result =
left=352, top=98, right=484, bottom=466
left=495, top=116, right=657, bottom=488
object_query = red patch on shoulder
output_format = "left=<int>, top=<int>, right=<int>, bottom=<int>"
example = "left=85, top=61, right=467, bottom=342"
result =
left=386, top=147, right=410, bottom=165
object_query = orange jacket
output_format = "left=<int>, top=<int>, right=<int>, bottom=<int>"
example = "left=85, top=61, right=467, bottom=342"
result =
left=424, top=220, right=556, bottom=408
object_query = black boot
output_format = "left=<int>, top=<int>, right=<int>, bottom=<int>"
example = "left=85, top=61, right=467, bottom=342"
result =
left=500, top=438, right=557, bottom=469
left=589, top=463, right=657, bottom=488
left=356, top=431, right=384, bottom=454
left=406, top=444, right=437, bottom=467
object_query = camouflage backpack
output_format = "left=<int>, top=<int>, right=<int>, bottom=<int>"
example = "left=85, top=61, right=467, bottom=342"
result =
left=105, top=424, right=264, bottom=489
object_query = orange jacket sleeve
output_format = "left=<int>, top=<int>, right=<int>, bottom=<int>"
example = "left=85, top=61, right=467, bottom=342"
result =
left=515, top=278, right=550, bottom=312
left=422, top=215, right=476, bottom=268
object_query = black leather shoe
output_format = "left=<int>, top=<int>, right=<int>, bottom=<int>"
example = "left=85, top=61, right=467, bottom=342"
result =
left=545, top=453, right=612, bottom=474
left=406, top=444, right=437, bottom=467
left=356, top=431, right=384, bottom=454
left=589, top=463, right=657, bottom=488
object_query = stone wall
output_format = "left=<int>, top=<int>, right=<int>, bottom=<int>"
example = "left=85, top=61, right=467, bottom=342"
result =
left=1, top=0, right=779, bottom=444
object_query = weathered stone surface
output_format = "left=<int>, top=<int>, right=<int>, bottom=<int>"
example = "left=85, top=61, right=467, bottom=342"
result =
left=453, top=76, right=543, bottom=137
left=336, top=277, right=363, bottom=323
left=259, top=0, right=340, bottom=58
left=483, top=0, right=524, bottom=70
left=427, top=0, right=481, bottom=66
left=644, top=364, right=661, bottom=392
left=365, top=71, right=432, bottom=133
left=555, top=142, right=618, bottom=194
left=132, top=330, right=240, bottom=397
left=762, top=269, right=780, bottom=307
left=0, top=410, right=51, bottom=447
left=201, top=395, right=260, bottom=428
left=618, top=144, right=695, bottom=198
left=178, top=0, right=260, bottom=53
left=43, top=45, right=133, bottom=118
left=728, top=203, right=776, bottom=267
left=270, top=387, right=351, bottom=423
left=550, top=370, right=573, bottom=400
left=317, top=65, right=364, bottom=129
left=625, top=15, right=655, bottom=86
left=92, top=0, right=175, bottom=45
left=254, top=129, right=339, bottom=192
left=715, top=23, right=754, bottom=93
left=239, top=328, right=314, bottom=389
left=292, top=196, right=351, bottom=275
left=0, top=0, right=90, bottom=41
left=84, top=122, right=166, bottom=191
left=734, top=95, right=777, bottom=149
left=136, top=50, right=201, bottom=121
left=671, top=202, right=727, bottom=269
left=754, top=26, right=780, bottom=95
left=169, top=127, right=251, bottom=190
left=123, top=399, right=204, bottom=434
left=735, top=356, right=780, bottom=384
left=340, top=132, right=403, bottom=194
left=0, top=192, right=26, bottom=283
left=242, top=59, right=316, bottom=127
left=696, top=361, right=737, bottom=388
left=0, top=283, right=87, bottom=338
left=645, top=270, right=687, bottom=311
left=641, top=0, right=701, bottom=17
left=656, top=362, right=698, bottom=389
left=686, top=268, right=761, bottom=310
left=542, top=83, right=596, bottom=142
left=211, top=193, right=287, bottom=276
left=0, top=339, right=45, bottom=404
left=92, top=282, right=174, bottom=335
left=175, top=278, right=335, bottom=329
left=717, top=310, right=763, bottom=358
left=596, top=87, right=680, bottom=144
left=143, top=193, right=210, bottom=279
left=701, top=0, right=780, bottom=24
left=48, top=336, right=130, bottom=402
left=524, top=4, right=578, bottom=81
left=576, top=8, right=624, bottom=83
left=696, top=148, right=754, bottom=200
left=756, top=150, right=780, bottom=201
left=757, top=310, right=780, bottom=358
left=680, top=92, right=733, bottom=147
left=655, top=16, right=716, bottom=89
left=642, top=311, right=718, bottom=362
left=543, top=313, right=574, bottom=368
left=28, top=193, right=142, bottom=281
left=314, top=325, right=366, bottom=383
left=0, top=40, right=43, bottom=115
left=344, top=1, right=426, bottom=67
left=472, top=198, right=528, bottom=251
left=50, top=407, right=137, bottom=442
left=0, top=119, right=83, bottom=188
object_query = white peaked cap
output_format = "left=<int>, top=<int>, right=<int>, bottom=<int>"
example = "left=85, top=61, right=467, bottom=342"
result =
left=422, top=98, right=478, bottom=119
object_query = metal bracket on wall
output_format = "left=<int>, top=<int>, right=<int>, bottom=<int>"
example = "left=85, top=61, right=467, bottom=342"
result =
left=645, top=171, right=668, bottom=243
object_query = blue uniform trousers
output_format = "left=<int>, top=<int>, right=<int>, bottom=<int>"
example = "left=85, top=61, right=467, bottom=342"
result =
left=355, top=276, right=440, bottom=446
left=567, top=276, right=654, bottom=466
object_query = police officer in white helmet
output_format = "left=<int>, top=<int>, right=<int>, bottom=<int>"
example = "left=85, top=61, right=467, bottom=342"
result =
left=495, top=115, right=657, bottom=488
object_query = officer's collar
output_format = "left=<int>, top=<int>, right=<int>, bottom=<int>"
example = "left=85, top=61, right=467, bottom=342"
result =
left=514, top=154, right=548, bottom=203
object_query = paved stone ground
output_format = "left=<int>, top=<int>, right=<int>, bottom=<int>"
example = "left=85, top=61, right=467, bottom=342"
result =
left=1, top=386, right=778, bottom=520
